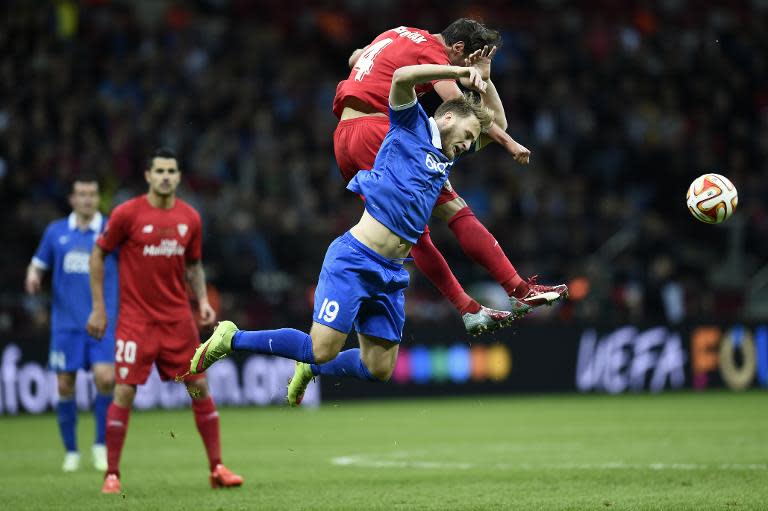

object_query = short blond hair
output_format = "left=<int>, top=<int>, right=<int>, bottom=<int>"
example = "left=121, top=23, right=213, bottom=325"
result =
left=434, top=92, right=494, bottom=133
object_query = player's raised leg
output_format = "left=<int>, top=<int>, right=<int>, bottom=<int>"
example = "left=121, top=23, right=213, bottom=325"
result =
left=287, top=322, right=357, bottom=406
left=434, top=196, right=569, bottom=313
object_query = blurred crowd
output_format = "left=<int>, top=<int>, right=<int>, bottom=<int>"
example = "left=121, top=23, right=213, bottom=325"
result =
left=2, top=0, right=767, bottom=336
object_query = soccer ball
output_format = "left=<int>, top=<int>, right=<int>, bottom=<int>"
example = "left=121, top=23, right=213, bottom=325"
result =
left=686, top=173, right=738, bottom=224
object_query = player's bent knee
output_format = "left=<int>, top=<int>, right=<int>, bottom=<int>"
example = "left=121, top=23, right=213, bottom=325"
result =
left=367, top=364, right=394, bottom=382
left=312, top=343, right=342, bottom=365
left=185, top=378, right=209, bottom=399
left=113, top=384, right=136, bottom=407
left=56, top=373, right=76, bottom=398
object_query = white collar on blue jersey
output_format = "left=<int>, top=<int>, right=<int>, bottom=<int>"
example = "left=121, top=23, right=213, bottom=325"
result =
left=68, top=211, right=103, bottom=232
left=428, top=117, right=442, bottom=149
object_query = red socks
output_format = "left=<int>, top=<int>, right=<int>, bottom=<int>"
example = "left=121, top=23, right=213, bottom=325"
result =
left=448, top=207, right=529, bottom=299
left=192, top=396, right=222, bottom=470
left=105, top=402, right=131, bottom=477
left=411, top=229, right=481, bottom=314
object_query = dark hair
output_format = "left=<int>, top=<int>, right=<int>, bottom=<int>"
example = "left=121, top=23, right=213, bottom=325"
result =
left=434, top=92, right=494, bottom=133
left=441, top=18, right=502, bottom=56
left=147, top=147, right=178, bottom=169
left=70, top=175, right=100, bottom=192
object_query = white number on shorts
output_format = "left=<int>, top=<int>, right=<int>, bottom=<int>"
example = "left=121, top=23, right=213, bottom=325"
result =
left=318, top=298, right=340, bottom=323
left=50, top=351, right=66, bottom=371
left=353, top=38, right=393, bottom=81
left=116, top=339, right=137, bottom=364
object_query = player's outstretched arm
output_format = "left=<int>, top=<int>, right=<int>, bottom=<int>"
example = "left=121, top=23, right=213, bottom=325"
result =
left=86, top=245, right=108, bottom=339
left=186, top=260, right=216, bottom=327
left=390, top=64, right=485, bottom=107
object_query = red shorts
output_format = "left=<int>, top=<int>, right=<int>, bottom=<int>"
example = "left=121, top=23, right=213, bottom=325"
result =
left=114, top=317, right=204, bottom=385
left=333, top=116, right=459, bottom=205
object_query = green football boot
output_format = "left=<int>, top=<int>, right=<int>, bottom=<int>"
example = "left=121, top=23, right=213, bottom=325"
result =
left=190, top=321, right=238, bottom=374
left=286, top=362, right=314, bottom=407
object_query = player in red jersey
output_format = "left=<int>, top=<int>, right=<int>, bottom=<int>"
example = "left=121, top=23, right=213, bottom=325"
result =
left=334, top=19, right=568, bottom=334
left=86, top=148, right=243, bottom=494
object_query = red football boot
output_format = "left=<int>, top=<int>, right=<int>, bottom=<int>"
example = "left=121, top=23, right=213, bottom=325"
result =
left=210, top=464, right=244, bottom=488
left=101, top=474, right=121, bottom=494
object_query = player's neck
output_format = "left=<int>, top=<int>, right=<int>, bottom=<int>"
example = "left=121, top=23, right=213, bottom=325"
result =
left=74, top=212, right=95, bottom=230
left=146, top=191, right=176, bottom=209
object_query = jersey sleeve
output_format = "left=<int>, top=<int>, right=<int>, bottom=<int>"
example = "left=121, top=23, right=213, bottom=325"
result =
left=185, top=211, right=203, bottom=263
left=31, top=224, right=55, bottom=270
left=97, top=204, right=131, bottom=253
left=388, top=98, right=422, bottom=131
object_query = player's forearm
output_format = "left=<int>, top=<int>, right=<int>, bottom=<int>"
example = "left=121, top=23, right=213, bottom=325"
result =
left=186, top=262, right=209, bottom=303
left=89, top=246, right=107, bottom=311
left=392, top=65, right=468, bottom=89
left=480, top=80, right=507, bottom=131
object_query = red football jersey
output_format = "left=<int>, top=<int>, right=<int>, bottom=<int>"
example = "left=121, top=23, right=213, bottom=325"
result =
left=98, top=195, right=202, bottom=324
left=332, top=26, right=451, bottom=118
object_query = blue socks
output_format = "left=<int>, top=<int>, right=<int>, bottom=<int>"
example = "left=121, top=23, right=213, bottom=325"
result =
left=231, top=331, right=382, bottom=382
left=57, top=398, right=77, bottom=452
left=232, top=328, right=315, bottom=364
left=93, top=393, right=112, bottom=445
left=310, top=349, right=380, bottom=381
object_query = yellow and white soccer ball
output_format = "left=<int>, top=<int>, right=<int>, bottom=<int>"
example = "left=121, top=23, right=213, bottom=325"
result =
left=686, top=173, right=738, bottom=224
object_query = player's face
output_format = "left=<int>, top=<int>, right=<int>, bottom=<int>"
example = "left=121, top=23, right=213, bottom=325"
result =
left=69, top=182, right=100, bottom=217
left=437, top=112, right=481, bottom=160
left=145, top=157, right=180, bottom=197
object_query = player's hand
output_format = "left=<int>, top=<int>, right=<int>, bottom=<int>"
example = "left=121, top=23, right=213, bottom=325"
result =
left=509, top=139, right=531, bottom=165
left=464, top=45, right=497, bottom=81
left=462, top=66, right=487, bottom=93
left=199, top=300, right=216, bottom=327
left=25, top=271, right=41, bottom=295
left=86, top=308, right=107, bottom=340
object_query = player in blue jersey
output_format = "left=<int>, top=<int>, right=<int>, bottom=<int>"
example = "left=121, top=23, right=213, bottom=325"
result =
left=25, top=177, right=119, bottom=472
left=189, top=62, right=497, bottom=405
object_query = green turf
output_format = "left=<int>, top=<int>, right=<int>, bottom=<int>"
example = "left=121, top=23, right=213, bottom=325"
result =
left=1, top=392, right=766, bottom=510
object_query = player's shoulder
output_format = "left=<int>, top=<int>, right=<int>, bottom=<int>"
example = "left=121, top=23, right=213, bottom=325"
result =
left=112, top=196, right=143, bottom=215
left=175, top=198, right=202, bottom=221
left=44, top=217, right=69, bottom=236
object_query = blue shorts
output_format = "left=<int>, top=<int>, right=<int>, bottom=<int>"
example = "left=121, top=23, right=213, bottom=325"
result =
left=313, top=231, right=410, bottom=343
left=49, top=329, right=115, bottom=373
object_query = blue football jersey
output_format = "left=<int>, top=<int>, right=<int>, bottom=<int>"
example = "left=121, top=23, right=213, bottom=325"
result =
left=32, top=213, right=119, bottom=332
left=347, top=99, right=461, bottom=243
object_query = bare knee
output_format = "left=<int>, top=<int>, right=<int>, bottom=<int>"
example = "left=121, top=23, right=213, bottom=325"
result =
left=92, top=365, right=115, bottom=394
left=360, top=353, right=396, bottom=382
left=57, top=373, right=76, bottom=398
left=113, top=384, right=136, bottom=408
left=312, top=343, right=341, bottom=365
left=368, top=363, right=394, bottom=382
left=309, top=323, right=346, bottom=364
left=186, top=378, right=209, bottom=400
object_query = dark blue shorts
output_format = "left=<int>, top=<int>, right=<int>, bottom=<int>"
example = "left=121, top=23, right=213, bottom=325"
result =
left=313, top=231, right=409, bottom=343
left=49, top=329, right=115, bottom=373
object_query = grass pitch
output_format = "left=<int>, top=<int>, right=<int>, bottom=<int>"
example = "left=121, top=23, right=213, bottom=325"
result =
left=1, top=392, right=766, bottom=510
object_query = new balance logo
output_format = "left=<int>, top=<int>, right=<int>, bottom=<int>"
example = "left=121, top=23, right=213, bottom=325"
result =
left=108, top=420, right=125, bottom=427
